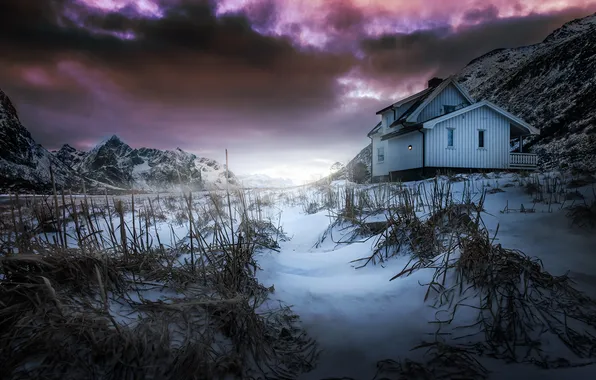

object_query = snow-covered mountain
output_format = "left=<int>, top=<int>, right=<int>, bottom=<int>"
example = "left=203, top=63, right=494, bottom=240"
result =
left=0, top=87, right=236, bottom=193
left=0, top=89, right=80, bottom=192
left=457, top=12, right=596, bottom=171
left=53, top=135, right=237, bottom=191
left=237, top=174, right=295, bottom=188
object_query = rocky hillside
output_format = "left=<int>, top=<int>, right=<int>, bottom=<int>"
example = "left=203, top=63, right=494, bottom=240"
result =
left=318, top=143, right=372, bottom=184
left=0, top=89, right=80, bottom=192
left=53, top=136, right=237, bottom=192
left=0, top=87, right=236, bottom=193
left=457, top=12, right=596, bottom=171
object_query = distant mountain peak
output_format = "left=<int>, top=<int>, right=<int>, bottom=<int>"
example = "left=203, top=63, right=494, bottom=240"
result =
left=59, top=143, right=77, bottom=152
left=104, top=134, right=126, bottom=146
left=0, top=88, right=19, bottom=120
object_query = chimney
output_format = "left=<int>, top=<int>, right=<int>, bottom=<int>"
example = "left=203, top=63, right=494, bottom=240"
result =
left=428, top=77, right=444, bottom=88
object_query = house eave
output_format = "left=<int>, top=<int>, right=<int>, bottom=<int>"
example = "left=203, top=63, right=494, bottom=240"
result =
left=380, top=125, right=423, bottom=141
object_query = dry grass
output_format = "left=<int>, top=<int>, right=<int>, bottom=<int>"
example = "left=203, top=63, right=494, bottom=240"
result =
left=566, top=198, right=596, bottom=229
left=0, top=180, right=318, bottom=379
left=387, top=206, right=596, bottom=369
left=323, top=174, right=596, bottom=376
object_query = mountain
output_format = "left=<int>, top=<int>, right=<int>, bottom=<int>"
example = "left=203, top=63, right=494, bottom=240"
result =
left=53, top=135, right=237, bottom=192
left=317, top=144, right=372, bottom=184
left=457, top=12, right=596, bottom=171
left=237, top=174, right=295, bottom=188
left=0, top=87, right=236, bottom=193
left=0, top=89, right=80, bottom=192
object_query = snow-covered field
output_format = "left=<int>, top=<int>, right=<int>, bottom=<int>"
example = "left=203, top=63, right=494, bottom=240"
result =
left=1, top=170, right=595, bottom=379
left=253, top=172, right=596, bottom=379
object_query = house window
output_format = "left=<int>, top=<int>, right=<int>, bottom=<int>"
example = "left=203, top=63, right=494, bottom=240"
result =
left=478, top=130, right=485, bottom=148
left=447, top=128, right=454, bottom=147
left=377, top=147, right=385, bottom=163
left=444, top=105, right=456, bottom=114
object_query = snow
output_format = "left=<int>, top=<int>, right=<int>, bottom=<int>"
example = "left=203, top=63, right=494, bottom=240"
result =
left=237, top=173, right=295, bottom=189
left=8, top=171, right=596, bottom=378
left=132, top=160, right=151, bottom=175
left=253, top=172, right=596, bottom=379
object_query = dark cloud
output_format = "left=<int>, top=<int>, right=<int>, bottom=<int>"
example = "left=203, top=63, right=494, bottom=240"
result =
left=0, top=0, right=353, bottom=116
left=325, top=0, right=365, bottom=33
left=358, top=6, right=596, bottom=86
left=463, top=5, right=500, bottom=24
left=242, top=0, right=279, bottom=30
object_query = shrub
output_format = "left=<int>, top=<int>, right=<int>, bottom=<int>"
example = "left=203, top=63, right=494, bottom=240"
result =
left=351, top=162, right=370, bottom=184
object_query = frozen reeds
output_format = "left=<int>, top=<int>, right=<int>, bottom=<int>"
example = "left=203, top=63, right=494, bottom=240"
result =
left=0, top=183, right=317, bottom=379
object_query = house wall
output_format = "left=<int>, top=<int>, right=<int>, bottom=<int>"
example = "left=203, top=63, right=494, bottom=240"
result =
left=416, top=84, right=470, bottom=123
left=371, top=135, right=389, bottom=177
left=386, top=132, right=423, bottom=172
left=424, top=106, right=510, bottom=169
left=381, top=111, right=393, bottom=130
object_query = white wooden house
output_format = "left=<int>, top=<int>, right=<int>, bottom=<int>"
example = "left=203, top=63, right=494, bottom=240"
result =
left=367, top=77, right=540, bottom=182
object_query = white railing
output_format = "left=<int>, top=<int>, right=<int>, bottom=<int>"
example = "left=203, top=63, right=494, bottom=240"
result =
left=510, top=153, right=538, bottom=168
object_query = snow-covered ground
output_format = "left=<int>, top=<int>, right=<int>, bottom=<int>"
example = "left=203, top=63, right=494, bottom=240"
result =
left=254, top=172, right=596, bottom=379
left=3, top=171, right=595, bottom=379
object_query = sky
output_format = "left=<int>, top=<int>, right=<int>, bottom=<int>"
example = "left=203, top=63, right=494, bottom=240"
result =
left=1, top=0, right=596, bottom=183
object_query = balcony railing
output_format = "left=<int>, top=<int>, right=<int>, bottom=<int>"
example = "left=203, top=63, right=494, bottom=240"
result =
left=510, top=153, right=538, bottom=168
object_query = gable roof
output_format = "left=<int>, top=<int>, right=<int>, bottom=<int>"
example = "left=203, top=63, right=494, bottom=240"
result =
left=375, top=76, right=475, bottom=118
left=387, top=89, right=436, bottom=128
left=422, top=100, right=540, bottom=135
left=404, top=77, right=475, bottom=123
left=367, top=121, right=382, bottom=137
left=375, top=86, right=434, bottom=115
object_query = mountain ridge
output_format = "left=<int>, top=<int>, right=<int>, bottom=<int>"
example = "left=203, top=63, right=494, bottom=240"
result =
left=0, top=88, right=236, bottom=193
left=457, top=11, right=596, bottom=171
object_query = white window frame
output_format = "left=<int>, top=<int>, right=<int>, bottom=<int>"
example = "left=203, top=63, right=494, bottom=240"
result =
left=478, top=129, right=486, bottom=149
left=377, top=147, right=385, bottom=163
left=447, top=128, right=455, bottom=148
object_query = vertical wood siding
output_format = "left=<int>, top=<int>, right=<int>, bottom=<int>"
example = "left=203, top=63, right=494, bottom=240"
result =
left=372, top=135, right=390, bottom=176
left=425, top=106, right=510, bottom=169
left=387, top=133, right=423, bottom=172
left=417, top=84, right=470, bottom=123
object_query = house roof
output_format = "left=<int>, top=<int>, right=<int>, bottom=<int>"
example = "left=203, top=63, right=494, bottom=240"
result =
left=375, top=87, right=434, bottom=115
left=388, top=89, right=436, bottom=128
left=375, top=76, right=475, bottom=119
left=367, top=121, right=382, bottom=137
left=380, top=125, right=422, bottom=141
left=422, top=100, right=540, bottom=135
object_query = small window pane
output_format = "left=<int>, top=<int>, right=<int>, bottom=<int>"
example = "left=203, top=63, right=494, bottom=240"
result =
left=447, top=129, right=454, bottom=147
left=377, top=147, right=385, bottom=162
left=478, top=130, right=485, bottom=148
left=444, top=105, right=456, bottom=114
